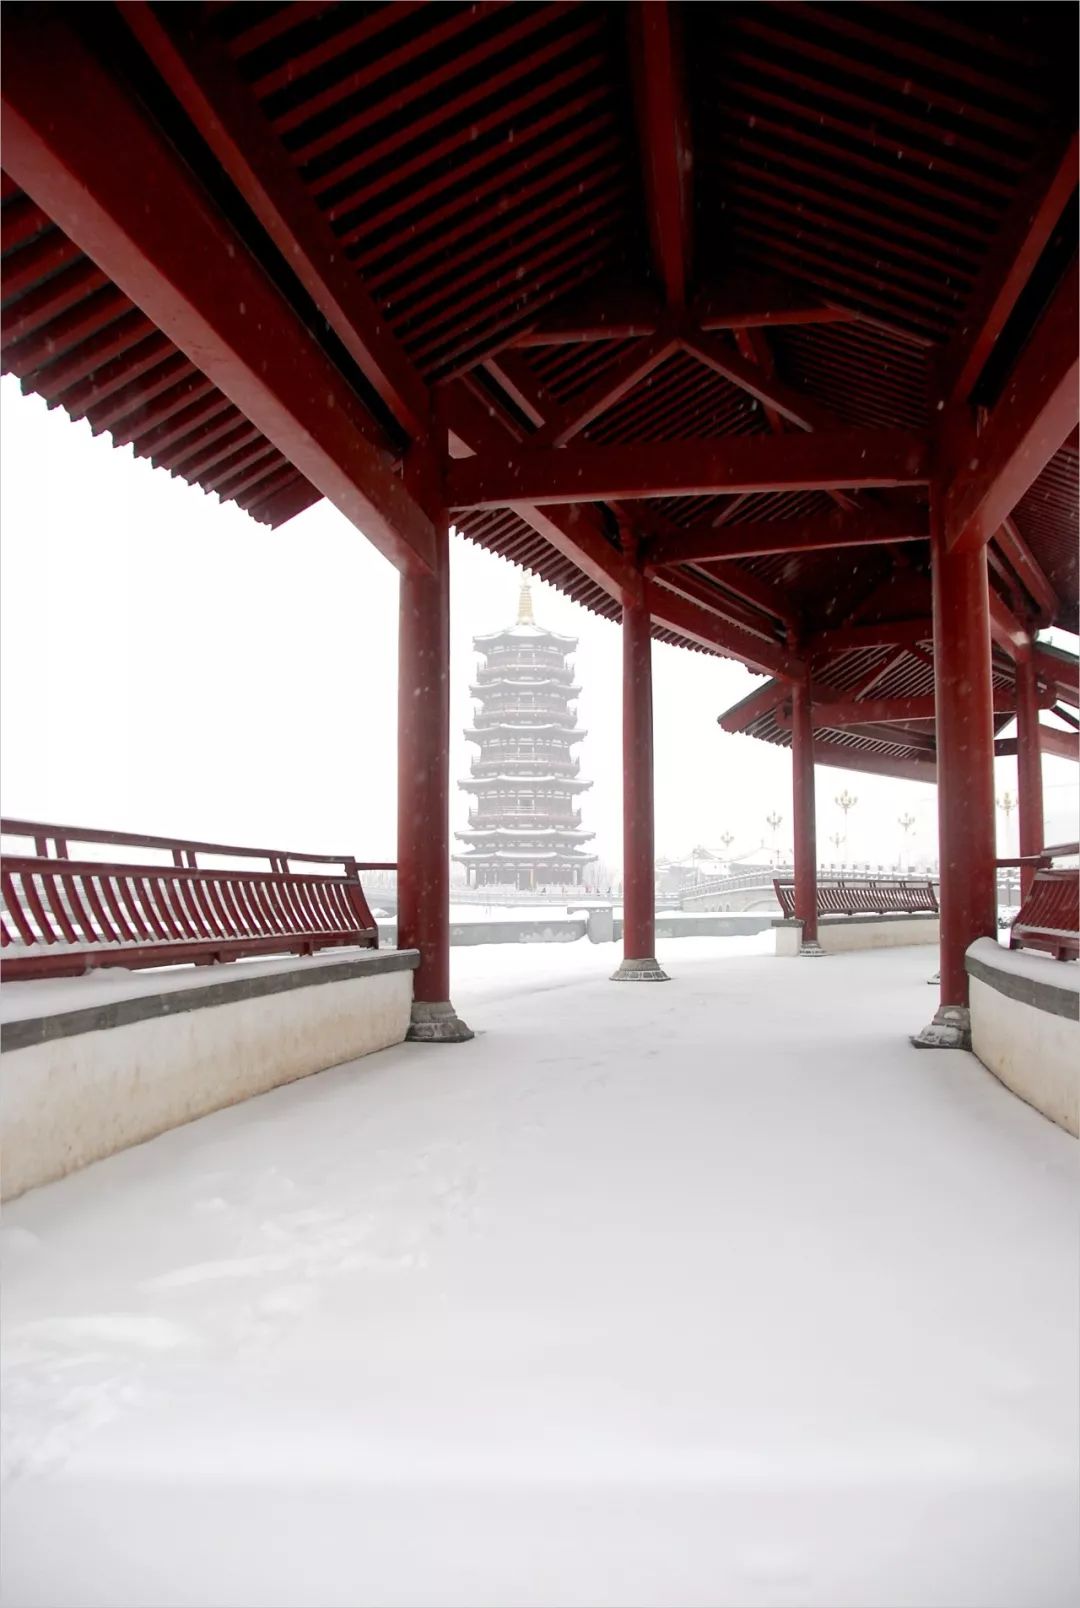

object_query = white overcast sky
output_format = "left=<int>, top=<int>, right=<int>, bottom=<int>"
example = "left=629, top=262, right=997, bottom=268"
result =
left=2, top=376, right=1076, bottom=872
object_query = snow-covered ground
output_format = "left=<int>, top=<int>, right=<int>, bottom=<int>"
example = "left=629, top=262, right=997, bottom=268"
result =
left=2, top=939, right=1077, bottom=1607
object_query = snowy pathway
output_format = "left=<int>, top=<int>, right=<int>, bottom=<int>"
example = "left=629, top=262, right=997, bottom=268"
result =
left=2, top=939, right=1077, bottom=1607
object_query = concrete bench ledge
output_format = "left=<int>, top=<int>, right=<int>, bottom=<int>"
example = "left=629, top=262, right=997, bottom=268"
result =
left=965, top=937, right=1078, bottom=1136
left=774, top=910, right=940, bottom=955
left=1, top=947, right=420, bottom=1199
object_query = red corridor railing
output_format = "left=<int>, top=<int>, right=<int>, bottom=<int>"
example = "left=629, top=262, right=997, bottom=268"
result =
left=0, top=819, right=393, bottom=980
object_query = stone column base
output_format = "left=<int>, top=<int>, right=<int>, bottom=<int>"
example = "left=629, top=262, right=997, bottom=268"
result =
left=406, top=1001, right=474, bottom=1043
left=911, top=1004, right=971, bottom=1050
left=798, top=940, right=827, bottom=957
left=611, top=956, right=670, bottom=982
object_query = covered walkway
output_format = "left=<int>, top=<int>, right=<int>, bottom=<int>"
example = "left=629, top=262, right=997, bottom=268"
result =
left=3, top=941, right=1076, bottom=1607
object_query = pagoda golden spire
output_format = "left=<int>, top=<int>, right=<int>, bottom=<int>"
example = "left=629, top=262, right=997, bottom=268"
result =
left=517, top=582, right=534, bottom=625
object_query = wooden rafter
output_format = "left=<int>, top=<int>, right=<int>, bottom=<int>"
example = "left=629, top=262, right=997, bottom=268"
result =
left=118, top=3, right=430, bottom=441
left=938, top=130, right=1078, bottom=407
left=643, top=498, right=929, bottom=567
left=680, top=331, right=842, bottom=433
left=1, top=10, right=435, bottom=573
left=943, top=256, right=1079, bottom=555
left=534, top=331, right=679, bottom=446
left=993, top=516, right=1060, bottom=622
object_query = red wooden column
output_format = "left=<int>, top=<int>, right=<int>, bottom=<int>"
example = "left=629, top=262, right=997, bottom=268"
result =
left=914, top=517, right=997, bottom=1048
left=1015, top=642, right=1045, bottom=900
left=397, top=505, right=472, bottom=1042
left=791, top=671, right=821, bottom=952
left=612, top=563, right=668, bottom=982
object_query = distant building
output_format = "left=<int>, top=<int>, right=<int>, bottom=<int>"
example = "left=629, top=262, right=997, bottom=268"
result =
left=455, top=585, right=597, bottom=890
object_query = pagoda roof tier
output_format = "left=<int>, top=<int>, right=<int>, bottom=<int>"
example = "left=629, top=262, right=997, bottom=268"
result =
left=469, top=680, right=580, bottom=696
left=466, top=722, right=586, bottom=738
left=473, top=625, right=576, bottom=649
left=459, top=775, right=593, bottom=792
left=456, top=827, right=595, bottom=843
left=453, top=849, right=597, bottom=863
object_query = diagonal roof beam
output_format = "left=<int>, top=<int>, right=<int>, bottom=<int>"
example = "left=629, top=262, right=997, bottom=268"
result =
left=693, top=272, right=856, bottom=333
left=1, top=11, right=434, bottom=572
left=644, top=499, right=929, bottom=567
left=482, top=351, right=559, bottom=431
left=717, top=679, right=788, bottom=733
left=648, top=566, right=789, bottom=646
left=533, top=330, right=679, bottom=446
left=938, top=130, right=1078, bottom=407
left=942, top=256, right=1079, bottom=555
left=645, top=577, right=801, bottom=679
left=119, top=2, right=430, bottom=441
left=509, top=280, right=664, bottom=347
left=680, top=331, right=843, bottom=433
left=446, top=431, right=930, bottom=509
left=993, top=516, right=1060, bottom=622
left=627, top=0, right=692, bottom=309
left=629, top=502, right=798, bottom=630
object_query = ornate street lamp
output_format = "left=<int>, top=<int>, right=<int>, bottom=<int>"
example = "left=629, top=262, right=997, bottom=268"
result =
left=997, top=790, right=1017, bottom=903
left=765, top=811, right=783, bottom=866
left=834, top=789, right=858, bottom=867
left=898, top=811, right=916, bottom=872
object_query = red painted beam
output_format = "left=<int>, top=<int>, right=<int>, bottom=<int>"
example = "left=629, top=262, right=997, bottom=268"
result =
left=630, top=503, right=797, bottom=628
left=1, top=11, right=435, bottom=571
left=535, top=331, right=678, bottom=446
left=812, top=745, right=937, bottom=785
left=810, top=618, right=934, bottom=654
left=943, top=256, right=1079, bottom=555
left=447, top=430, right=930, bottom=510
left=812, top=689, right=1038, bottom=727
left=482, top=351, right=557, bottom=431
left=650, top=566, right=786, bottom=645
left=645, top=578, right=801, bottom=679
left=717, top=678, right=788, bottom=734
left=118, top=4, right=430, bottom=441
left=993, top=516, right=1060, bottom=622
left=938, top=131, right=1078, bottom=406
left=627, top=0, right=692, bottom=308
left=644, top=498, right=929, bottom=566
left=681, top=332, right=843, bottom=433
left=693, top=273, right=854, bottom=332
left=510, top=281, right=663, bottom=347
left=996, top=727, right=1080, bottom=763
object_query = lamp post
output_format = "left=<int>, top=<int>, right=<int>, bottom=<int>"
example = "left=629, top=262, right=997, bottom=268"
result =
left=828, top=830, right=845, bottom=871
left=765, top=811, right=783, bottom=867
left=834, top=789, right=857, bottom=866
left=898, top=812, right=916, bottom=873
left=997, top=790, right=1017, bottom=905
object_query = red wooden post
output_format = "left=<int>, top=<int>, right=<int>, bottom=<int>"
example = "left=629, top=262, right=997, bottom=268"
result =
left=1015, top=643, right=1045, bottom=900
left=612, top=567, right=668, bottom=981
left=914, top=516, right=996, bottom=1048
left=397, top=505, right=472, bottom=1042
left=791, top=672, right=820, bottom=951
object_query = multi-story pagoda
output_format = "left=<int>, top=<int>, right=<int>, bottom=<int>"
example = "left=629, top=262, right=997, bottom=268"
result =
left=456, top=585, right=596, bottom=891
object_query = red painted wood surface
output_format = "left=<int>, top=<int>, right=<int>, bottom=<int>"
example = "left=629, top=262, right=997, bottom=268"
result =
left=931, top=532, right=998, bottom=1009
left=791, top=674, right=819, bottom=945
left=773, top=879, right=939, bottom=922
left=0, top=821, right=385, bottom=980
left=1010, top=870, right=1080, bottom=962
left=620, top=587, right=658, bottom=965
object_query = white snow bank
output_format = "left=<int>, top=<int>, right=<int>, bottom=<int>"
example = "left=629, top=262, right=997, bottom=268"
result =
left=2, top=942, right=1076, bottom=1607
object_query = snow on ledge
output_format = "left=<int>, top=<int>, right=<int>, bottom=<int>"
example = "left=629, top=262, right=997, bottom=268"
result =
left=967, top=936, right=1079, bottom=997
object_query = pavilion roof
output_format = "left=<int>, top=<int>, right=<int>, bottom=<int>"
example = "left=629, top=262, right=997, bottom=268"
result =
left=716, top=634, right=1080, bottom=782
left=1, top=2, right=1076, bottom=667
